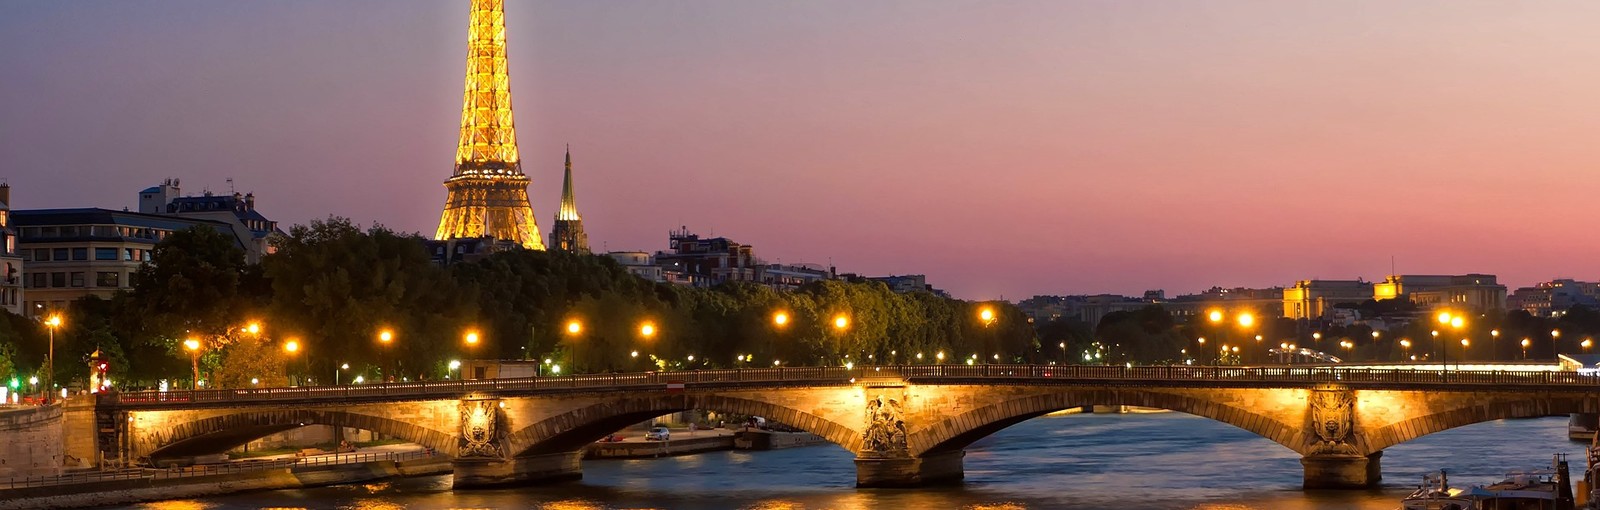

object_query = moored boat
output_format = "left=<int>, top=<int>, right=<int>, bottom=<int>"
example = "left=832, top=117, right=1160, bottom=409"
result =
left=1402, top=455, right=1574, bottom=510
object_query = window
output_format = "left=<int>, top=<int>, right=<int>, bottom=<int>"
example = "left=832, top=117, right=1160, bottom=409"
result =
left=72, top=248, right=88, bottom=261
left=70, top=272, right=85, bottom=288
left=124, top=248, right=135, bottom=261
left=96, top=272, right=119, bottom=288
left=33, top=248, right=48, bottom=261
left=29, top=272, right=46, bottom=288
left=52, top=248, right=67, bottom=261
left=50, top=272, right=65, bottom=288
left=95, top=247, right=118, bottom=261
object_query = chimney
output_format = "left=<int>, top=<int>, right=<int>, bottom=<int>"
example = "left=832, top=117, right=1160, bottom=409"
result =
left=0, top=183, right=10, bottom=208
left=245, top=192, right=255, bottom=210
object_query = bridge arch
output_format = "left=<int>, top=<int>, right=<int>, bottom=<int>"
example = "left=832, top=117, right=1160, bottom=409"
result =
left=909, top=387, right=1309, bottom=457
left=505, top=393, right=861, bottom=457
left=138, top=408, right=458, bottom=462
left=1362, top=393, right=1598, bottom=453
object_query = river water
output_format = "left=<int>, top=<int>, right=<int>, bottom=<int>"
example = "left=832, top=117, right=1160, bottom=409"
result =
left=127, top=413, right=1583, bottom=510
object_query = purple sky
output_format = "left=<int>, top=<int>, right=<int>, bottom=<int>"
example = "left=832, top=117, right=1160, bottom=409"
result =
left=5, top=1, right=1600, bottom=300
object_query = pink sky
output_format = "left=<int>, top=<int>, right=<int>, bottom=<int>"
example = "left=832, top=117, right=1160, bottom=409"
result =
left=4, top=1, right=1600, bottom=299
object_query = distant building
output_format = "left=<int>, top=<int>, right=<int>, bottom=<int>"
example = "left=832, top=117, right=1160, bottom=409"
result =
left=1374, top=274, right=1506, bottom=312
left=1508, top=279, right=1600, bottom=318
left=1165, top=286, right=1286, bottom=320
left=1283, top=279, right=1374, bottom=320
left=0, top=184, right=22, bottom=316
left=653, top=227, right=759, bottom=286
left=1016, top=293, right=1158, bottom=329
left=15, top=208, right=231, bottom=315
left=139, top=179, right=284, bottom=264
left=547, top=148, right=590, bottom=254
left=762, top=263, right=830, bottom=291
left=426, top=237, right=520, bottom=267
left=867, top=274, right=950, bottom=298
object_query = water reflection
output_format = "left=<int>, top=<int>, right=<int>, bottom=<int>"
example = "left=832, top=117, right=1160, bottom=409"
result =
left=131, top=413, right=1582, bottom=510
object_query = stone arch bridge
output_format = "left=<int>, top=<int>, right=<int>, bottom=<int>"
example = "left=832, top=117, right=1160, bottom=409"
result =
left=95, top=365, right=1600, bottom=489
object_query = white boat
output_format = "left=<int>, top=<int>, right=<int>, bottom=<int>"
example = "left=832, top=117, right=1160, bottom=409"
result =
left=1402, top=455, right=1574, bottom=510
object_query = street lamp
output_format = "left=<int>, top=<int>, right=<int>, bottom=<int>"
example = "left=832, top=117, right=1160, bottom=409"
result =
left=283, top=339, right=301, bottom=386
left=833, top=314, right=850, bottom=331
left=464, top=330, right=480, bottom=347
left=337, top=363, right=349, bottom=385
left=1236, top=312, right=1255, bottom=329
left=639, top=321, right=657, bottom=340
left=44, top=314, right=62, bottom=403
left=1521, top=338, right=1531, bottom=360
left=979, top=307, right=996, bottom=326
left=246, top=321, right=262, bottom=336
left=377, top=328, right=395, bottom=381
left=184, top=338, right=202, bottom=390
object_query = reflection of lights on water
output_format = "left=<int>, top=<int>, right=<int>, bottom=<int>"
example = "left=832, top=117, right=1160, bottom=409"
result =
left=141, top=501, right=214, bottom=510
left=347, top=498, right=406, bottom=510
left=540, top=501, right=608, bottom=510
left=744, top=501, right=807, bottom=510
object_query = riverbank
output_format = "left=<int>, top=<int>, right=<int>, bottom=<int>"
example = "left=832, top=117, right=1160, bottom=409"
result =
left=0, top=454, right=448, bottom=510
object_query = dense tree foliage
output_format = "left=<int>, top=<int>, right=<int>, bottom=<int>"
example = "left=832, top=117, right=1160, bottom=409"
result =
left=6, top=217, right=1040, bottom=389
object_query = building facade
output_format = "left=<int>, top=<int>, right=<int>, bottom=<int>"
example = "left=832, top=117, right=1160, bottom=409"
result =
left=1282, top=279, right=1374, bottom=320
left=1373, top=274, right=1506, bottom=312
left=867, top=274, right=951, bottom=298
left=0, top=184, right=22, bottom=316
left=16, top=209, right=230, bottom=316
left=654, top=228, right=759, bottom=286
left=1508, top=279, right=1600, bottom=318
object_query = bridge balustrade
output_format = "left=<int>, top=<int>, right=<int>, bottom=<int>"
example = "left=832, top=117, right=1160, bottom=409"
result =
left=98, top=364, right=1600, bottom=408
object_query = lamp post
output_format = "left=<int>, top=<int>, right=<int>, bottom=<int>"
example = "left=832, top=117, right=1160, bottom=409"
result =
left=184, top=338, right=202, bottom=390
left=283, top=339, right=301, bottom=386
left=44, top=314, right=62, bottom=403
left=378, top=328, right=395, bottom=382
left=564, top=320, right=582, bottom=373
left=637, top=321, right=656, bottom=369
left=336, top=363, right=349, bottom=385
left=1521, top=338, right=1531, bottom=360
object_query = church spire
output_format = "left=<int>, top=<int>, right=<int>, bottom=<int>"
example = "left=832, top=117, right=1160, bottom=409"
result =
left=549, top=145, right=590, bottom=253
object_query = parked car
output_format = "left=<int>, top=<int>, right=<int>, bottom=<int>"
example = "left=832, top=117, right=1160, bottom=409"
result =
left=645, top=426, right=671, bottom=441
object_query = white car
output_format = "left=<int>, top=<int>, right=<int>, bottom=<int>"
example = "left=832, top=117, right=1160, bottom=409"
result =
left=645, top=426, right=670, bottom=441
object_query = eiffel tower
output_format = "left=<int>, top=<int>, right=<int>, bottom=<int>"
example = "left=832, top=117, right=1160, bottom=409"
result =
left=435, top=0, right=544, bottom=249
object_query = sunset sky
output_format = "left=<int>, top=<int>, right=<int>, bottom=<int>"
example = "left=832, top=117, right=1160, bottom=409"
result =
left=4, top=1, right=1600, bottom=300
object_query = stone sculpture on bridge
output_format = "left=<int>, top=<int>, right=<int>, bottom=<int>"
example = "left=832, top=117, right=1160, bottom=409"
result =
left=458, top=398, right=502, bottom=459
left=862, top=395, right=908, bottom=458
left=1309, top=386, right=1358, bottom=455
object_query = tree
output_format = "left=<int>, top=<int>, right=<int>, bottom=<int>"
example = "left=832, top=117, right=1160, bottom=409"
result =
left=266, top=217, right=475, bottom=380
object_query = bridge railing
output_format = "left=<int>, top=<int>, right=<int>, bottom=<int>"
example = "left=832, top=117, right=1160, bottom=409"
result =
left=99, top=364, right=1600, bottom=407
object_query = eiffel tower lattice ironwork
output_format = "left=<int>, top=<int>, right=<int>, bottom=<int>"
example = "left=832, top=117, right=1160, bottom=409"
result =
left=435, top=0, right=544, bottom=250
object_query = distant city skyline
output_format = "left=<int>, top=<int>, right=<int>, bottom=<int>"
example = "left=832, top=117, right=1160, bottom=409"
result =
left=5, top=1, right=1600, bottom=299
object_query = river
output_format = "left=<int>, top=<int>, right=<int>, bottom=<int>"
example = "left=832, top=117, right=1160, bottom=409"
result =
left=124, top=413, right=1583, bottom=510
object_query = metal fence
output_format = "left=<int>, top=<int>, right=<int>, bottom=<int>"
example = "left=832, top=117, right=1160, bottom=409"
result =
left=1, top=450, right=435, bottom=490
left=99, top=364, right=1600, bottom=408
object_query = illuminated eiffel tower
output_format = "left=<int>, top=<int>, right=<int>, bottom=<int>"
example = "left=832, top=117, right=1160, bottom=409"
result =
left=435, top=0, right=544, bottom=249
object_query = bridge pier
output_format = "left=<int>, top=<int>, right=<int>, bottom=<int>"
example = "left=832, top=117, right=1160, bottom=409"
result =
left=452, top=451, right=583, bottom=488
left=1301, top=451, right=1381, bottom=489
left=855, top=451, right=964, bottom=488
